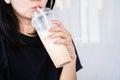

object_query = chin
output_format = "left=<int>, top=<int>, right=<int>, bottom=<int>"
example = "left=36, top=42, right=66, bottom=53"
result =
left=26, top=14, right=33, bottom=19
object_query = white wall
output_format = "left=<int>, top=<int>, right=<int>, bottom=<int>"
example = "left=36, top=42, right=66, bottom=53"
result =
left=53, top=0, right=120, bottom=80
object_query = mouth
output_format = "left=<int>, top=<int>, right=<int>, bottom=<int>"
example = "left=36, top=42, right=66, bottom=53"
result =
left=32, top=6, right=40, bottom=12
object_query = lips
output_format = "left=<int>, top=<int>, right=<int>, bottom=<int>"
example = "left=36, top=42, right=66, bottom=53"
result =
left=32, top=6, right=40, bottom=12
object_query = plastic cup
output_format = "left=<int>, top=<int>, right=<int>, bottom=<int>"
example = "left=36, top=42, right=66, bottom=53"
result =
left=32, top=8, right=71, bottom=68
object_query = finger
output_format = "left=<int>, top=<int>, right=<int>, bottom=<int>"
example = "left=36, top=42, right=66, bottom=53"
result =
left=52, top=20, right=64, bottom=28
left=54, top=38, right=68, bottom=45
left=49, top=26, right=71, bottom=36
left=49, top=31, right=67, bottom=39
left=49, top=28, right=71, bottom=39
left=54, top=39, right=72, bottom=47
left=49, top=26, right=68, bottom=33
left=49, top=26, right=62, bottom=32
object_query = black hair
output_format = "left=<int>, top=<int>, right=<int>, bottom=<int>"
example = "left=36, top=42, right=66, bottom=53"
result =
left=0, top=0, right=56, bottom=46
left=46, top=0, right=55, bottom=9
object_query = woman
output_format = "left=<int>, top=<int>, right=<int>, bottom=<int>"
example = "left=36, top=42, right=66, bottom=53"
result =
left=0, top=0, right=82, bottom=80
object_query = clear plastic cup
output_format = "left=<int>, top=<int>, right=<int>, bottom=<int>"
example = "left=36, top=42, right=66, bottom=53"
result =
left=32, top=8, right=71, bottom=68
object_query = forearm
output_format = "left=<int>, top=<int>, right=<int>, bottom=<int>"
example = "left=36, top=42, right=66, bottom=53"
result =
left=59, top=55, right=77, bottom=80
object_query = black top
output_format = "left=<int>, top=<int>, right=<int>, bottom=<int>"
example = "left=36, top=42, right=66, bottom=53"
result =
left=0, top=33, right=82, bottom=80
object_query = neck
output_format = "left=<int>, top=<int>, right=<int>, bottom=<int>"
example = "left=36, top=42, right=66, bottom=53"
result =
left=19, top=17, right=36, bottom=36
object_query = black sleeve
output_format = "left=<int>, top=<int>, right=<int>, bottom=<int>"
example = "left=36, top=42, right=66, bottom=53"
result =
left=0, top=37, right=7, bottom=80
left=72, top=41, right=83, bottom=72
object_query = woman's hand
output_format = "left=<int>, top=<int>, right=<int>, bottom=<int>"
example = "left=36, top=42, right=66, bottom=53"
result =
left=49, top=20, right=76, bottom=80
left=49, top=20, right=77, bottom=80
left=49, top=20, right=76, bottom=61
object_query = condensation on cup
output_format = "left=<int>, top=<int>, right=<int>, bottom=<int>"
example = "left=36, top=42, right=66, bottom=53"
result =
left=31, top=8, right=71, bottom=68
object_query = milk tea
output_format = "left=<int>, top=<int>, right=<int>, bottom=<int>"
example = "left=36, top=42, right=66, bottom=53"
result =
left=38, top=30, right=71, bottom=68
left=32, top=8, right=71, bottom=68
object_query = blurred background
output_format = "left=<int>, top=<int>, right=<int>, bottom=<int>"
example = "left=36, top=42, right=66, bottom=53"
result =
left=53, top=0, right=120, bottom=80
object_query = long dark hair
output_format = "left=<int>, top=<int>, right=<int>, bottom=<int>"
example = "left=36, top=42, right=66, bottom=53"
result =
left=0, top=0, right=55, bottom=46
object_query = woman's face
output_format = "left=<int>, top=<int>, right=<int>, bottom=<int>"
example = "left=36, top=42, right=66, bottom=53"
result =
left=5, top=0, right=48, bottom=19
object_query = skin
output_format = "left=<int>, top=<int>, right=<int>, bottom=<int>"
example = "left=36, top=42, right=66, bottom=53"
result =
left=4, top=0, right=77, bottom=80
